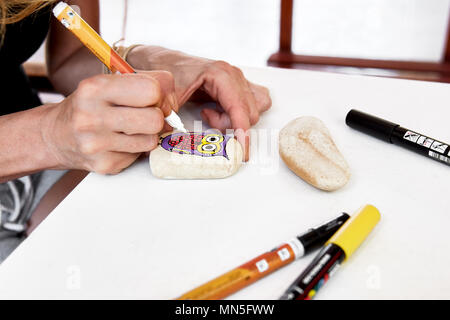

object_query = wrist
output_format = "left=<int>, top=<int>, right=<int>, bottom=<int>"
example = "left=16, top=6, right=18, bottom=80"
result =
left=126, top=45, right=211, bottom=72
left=126, top=45, right=166, bottom=70
left=38, top=104, right=67, bottom=170
left=0, top=105, right=63, bottom=181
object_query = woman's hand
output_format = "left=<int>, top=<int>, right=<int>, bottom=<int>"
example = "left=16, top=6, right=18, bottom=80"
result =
left=127, top=46, right=272, bottom=160
left=40, top=73, right=167, bottom=174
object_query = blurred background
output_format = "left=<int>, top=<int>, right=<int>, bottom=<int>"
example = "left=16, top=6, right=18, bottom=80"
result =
left=27, top=0, right=450, bottom=93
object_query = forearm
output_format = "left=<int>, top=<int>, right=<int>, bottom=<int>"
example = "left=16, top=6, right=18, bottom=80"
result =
left=49, top=46, right=179, bottom=96
left=127, top=46, right=209, bottom=72
left=0, top=106, right=61, bottom=182
left=48, top=47, right=103, bottom=96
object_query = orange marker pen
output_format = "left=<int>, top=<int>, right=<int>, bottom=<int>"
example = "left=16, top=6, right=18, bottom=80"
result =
left=177, top=212, right=349, bottom=300
left=52, top=2, right=187, bottom=132
left=53, top=2, right=133, bottom=74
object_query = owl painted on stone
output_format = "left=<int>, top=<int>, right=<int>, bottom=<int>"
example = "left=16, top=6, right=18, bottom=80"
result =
left=160, top=132, right=230, bottom=159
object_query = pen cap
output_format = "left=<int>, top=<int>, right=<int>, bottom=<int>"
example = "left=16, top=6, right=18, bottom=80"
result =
left=346, top=109, right=399, bottom=143
left=325, top=205, right=380, bottom=261
left=298, top=212, right=350, bottom=254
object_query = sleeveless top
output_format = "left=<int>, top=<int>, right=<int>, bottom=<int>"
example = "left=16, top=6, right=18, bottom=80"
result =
left=0, top=6, right=52, bottom=116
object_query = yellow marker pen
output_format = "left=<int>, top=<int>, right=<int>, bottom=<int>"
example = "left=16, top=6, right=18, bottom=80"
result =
left=52, top=2, right=187, bottom=132
left=280, top=204, right=381, bottom=300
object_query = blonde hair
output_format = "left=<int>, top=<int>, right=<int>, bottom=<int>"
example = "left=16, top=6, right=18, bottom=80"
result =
left=0, top=0, right=55, bottom=36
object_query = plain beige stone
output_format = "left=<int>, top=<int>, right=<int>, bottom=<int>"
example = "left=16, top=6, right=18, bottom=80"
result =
left=150, top=131, right=243, bottom=179
left=279, top=117, right=350, bottom=191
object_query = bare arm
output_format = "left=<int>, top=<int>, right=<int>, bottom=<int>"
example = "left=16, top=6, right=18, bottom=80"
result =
left=0, top=105, right=59, bottom=183
left=1, top=0, right=103, bottom=182
left=1, top=2, right=182, bottom=182
left=0, top=73, right=166, bottom=183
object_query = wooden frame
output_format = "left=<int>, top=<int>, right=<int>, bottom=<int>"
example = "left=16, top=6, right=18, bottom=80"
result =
left=268, top=0, right=450, bottom=82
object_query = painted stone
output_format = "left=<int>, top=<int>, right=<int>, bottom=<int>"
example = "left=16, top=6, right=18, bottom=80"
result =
left=150, top=131, right=243, bottom=179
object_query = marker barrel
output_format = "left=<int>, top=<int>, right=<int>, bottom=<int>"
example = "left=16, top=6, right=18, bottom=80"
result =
left=280, top=243, right=344, bottom=300
left=178, top=240, right=302, bottom=300
left=53, top=2, right=134, bottom=74
left=346, top=109, right=450, bottom=166
left=390, top=126, right=450, bottom=166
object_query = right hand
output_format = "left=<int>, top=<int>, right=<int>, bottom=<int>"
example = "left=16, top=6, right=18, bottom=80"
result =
left=41, top=73, right=167, bottom=174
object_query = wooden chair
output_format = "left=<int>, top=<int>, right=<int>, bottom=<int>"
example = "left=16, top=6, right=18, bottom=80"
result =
left=268, top=0, right=450, bottom=83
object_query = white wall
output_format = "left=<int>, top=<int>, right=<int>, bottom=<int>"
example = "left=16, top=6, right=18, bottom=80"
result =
left=100, top=0, right=280, bottom=67
left=292, top=0, right=450, bottom=62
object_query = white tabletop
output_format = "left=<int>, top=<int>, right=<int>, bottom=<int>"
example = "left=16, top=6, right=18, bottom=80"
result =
left=0, top=67, right=449, bottom=299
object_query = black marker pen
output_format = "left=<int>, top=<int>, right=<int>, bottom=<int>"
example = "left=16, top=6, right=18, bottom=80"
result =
left=346, top=109, right=450, bottom=166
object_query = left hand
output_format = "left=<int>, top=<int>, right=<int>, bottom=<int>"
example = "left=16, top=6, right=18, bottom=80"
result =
left=127, top=46, right=272, bottom=161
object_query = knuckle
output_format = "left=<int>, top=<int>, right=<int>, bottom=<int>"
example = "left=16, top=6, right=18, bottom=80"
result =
left=109, top=168, right=124, bottom=175
left=155, top=109, right=165, bottom=132
left=142, top=77, right=161, bottom=104
left=263, top=97, right=272, bottom=111
left=212, top=60, right=231, bottom=70
left=79, top=136, right=102, bottom=155
left=210, top=60, right=232, bottom=76
left=159, top=70, right=175, bottom=83
left=72, top=110, right=102, bottom=132
left=261, top=88, right=272, bottom=110
left=93, top=159, right=115, bottom=175
left=250, top=112, right=260, bottom=125
left=71, top=92, right=87, bottom=113
left=232, top=65, right=244, bottom=76
left=147, top=135, right=159, bottom=150
left=108, top=164, right=126, bottom=175
left=148, top=108, right=164, bottom=133
left=77, top=75, right=105, bottom=98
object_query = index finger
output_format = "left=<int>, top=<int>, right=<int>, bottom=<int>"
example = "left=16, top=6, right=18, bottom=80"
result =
left=83, top=74, right=161, bottom=107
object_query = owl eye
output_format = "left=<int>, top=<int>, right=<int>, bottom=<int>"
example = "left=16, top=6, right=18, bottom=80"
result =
left=202, top=144, right=217, bottom=152
left=205, top=135, right=221, bottom=143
